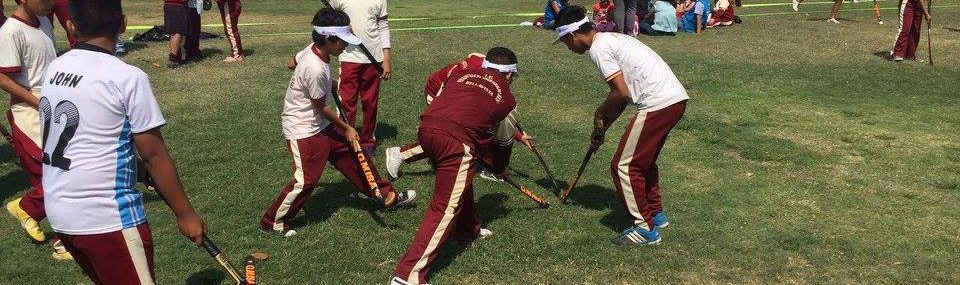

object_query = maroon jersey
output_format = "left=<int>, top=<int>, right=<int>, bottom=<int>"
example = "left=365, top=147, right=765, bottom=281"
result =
left=164, top=0, right=188, bottom=6
left=419, top=68, right=517, bottom=173
left=423, top=53, right=485, bottom=103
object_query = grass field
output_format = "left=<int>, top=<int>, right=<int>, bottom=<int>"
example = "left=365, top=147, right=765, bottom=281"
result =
left=2, top=0, right=960, bottom=284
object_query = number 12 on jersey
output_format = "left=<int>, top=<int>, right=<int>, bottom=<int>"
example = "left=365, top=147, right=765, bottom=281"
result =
left=39, top=97, right=81, bottom=171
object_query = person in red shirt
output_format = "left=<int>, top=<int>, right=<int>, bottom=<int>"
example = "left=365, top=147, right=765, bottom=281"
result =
left=383, top=51, right=533, bottom=180
left=390, top=47, right=520, bottom=285
left=593, top=0, right=616, bottom=32
left=47, top=0, right=76, bottom=47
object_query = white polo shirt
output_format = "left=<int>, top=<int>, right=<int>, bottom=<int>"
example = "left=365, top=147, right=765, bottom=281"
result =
left=282, top=44, right=337, bottom=140
left=326, top=0, right=388, bottom=63
left=41, top=43, right=166, bottom=235
left=0, top=15, right=56, bottom=146
left=588, top=32, right=689, bottom=112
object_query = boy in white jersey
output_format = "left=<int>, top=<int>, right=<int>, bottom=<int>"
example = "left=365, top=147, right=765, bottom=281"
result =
left=0, top=0, right=73, bottom=260
left=554, top=5, right=689, bottom=246
left=40, top=1, right=206, bottom=283
left=259, top=8, right=415, bottom=237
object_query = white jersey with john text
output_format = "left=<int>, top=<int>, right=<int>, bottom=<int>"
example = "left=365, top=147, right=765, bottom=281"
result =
left=40, top=44, right=166, bottom=235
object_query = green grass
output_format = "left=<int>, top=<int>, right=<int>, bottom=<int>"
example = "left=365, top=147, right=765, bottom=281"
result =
left=2, top=0, right=960, bottom=284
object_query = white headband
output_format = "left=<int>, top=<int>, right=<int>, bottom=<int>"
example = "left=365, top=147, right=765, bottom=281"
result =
left=482, top=59, right=518, bottom=74
left=553, top=16, right=590, bottom=44
left=312, top=25, right=362, bottom=45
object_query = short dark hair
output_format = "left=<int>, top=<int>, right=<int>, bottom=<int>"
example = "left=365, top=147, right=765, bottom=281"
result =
left=554, top=5, right=594, bottom=35
left=68, top=0, right=124, bottom=39
left=485, top=47, right=518, bottom=66
left=311, top=8, right=351, bottom=46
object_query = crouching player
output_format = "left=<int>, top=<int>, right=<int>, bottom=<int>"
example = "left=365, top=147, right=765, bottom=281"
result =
left=40, top=1, right=207, bottom=283
left=391, top=47, right=520, bottom=285
left=383, top=50, right=533, bottom=180
left=553, top=6, right=688, bottom=246
left=259, top=8, right=415, bottom=237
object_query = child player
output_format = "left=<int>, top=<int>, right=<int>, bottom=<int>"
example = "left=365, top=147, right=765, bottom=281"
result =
left=383, top=50, right=534, bottom=180
left=391, top=47, right=520, bottom=285
left=0, top=0, right=74, bottom=260
left=217, top=0, right=244, bottom=62
left=259, top=8, right=415, bottom=238
left=889, top=0, right=931, bottom=62
left=40, top=0, right=207, bottom=283
left=324, top=0, right=392, bottom=155
left=553, top=6, right=688, bottom=246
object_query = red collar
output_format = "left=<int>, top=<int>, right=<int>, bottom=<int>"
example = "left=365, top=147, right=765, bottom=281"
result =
left=10, top=14, right=41, bottom=28
left=311, top=44, right=330, bottom=63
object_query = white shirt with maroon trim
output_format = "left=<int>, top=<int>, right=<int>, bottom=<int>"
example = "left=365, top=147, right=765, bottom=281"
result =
left=588, top=32, right=688, bottom=112
left=41, top=43, right=166, bottom=235
left=281, top=44, right=338, bottom=140
left=0, top=14, right=55, bottom=103
left=327, top=0, right=388, bottom=63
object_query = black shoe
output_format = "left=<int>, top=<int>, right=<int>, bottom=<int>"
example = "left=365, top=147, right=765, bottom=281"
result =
left=166, top=60, right=181, bottom=69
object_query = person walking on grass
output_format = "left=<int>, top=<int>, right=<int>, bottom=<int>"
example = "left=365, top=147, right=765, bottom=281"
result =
left=793, top=0, right=845, bottom=23
left=217, top=0, right=244, bottom=62
left=390, top=47, right=521, bottom=285
left=889, top=0, right=931, bottom=62
left=40, top=1, right=209, bottom=283
left=259, top=8, right=415, bottom=238
left=0, top=0, right=74, bottom=261
left=553, top=5, right=688, bottom=246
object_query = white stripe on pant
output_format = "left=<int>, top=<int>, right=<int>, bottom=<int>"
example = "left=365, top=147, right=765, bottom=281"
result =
left=616, top=113, right=648, bottom=226
left=271, top=140, right=305, bottom=230
left=121, top=227, right=155, bottom=285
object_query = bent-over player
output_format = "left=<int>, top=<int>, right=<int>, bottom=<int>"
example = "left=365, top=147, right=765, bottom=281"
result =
left=383, top=50, right=533, bottom=180
left=259, top=8, right=415, bottom=238
left=553, top=6, right=688, bottom=246
left=40, top=1, right=207, bottom=283
left=391, top=47, right=520, bottom=285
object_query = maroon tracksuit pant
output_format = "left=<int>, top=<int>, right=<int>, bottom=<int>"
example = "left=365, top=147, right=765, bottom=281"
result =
left=217, top=0, right=243, bottom=58
left=58, top=223, right=155, bottom=285
left=260, top=126, right=396, bottom=231
left=48, top=0, right=76, bottom=48
left=891, top=0, right=925, bottom=59
left=6, top=110, right=45, bottom=221
left=611, top=101, right=686, bottom=230
left=394, top=128, right=482, bottom=284
left=338, top=62, right=382, bottom=149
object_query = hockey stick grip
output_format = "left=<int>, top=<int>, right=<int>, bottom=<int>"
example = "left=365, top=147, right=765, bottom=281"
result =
left=201, top=236, right=245, bottom=285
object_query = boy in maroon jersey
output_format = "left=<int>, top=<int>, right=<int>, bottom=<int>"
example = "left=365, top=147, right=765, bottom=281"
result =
left=390, top=47, right=520, bottom=285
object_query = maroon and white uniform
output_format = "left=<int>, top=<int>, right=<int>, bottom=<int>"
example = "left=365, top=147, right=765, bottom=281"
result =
left=589, top=32, right=688, bottom=231
left=393, top=68, right=517, bottom=284
left=217, top=0, right=243, bottom=58
left=890, top=0, right=925, bottom=60
left=397, top=53, right=524, bottom=165
left=260, top=44, right=398, bottom=232
left=0, top=14, right=56, bottom=222
left=327, top=0, right=390, bottom=149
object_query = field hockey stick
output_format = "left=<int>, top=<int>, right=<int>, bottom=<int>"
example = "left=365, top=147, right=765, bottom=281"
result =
left=502, top=175, right=550, bottom=208
left=872, top=0, right=883, bottom=24
left=926, top=0, right=933, bottom=65
left=357, top=43, right=385, bottom=75
left=327, top=83, right=388, bottom=206
left=513, top=121, right=562, bottom=195
left=558, top=144, right=599, bottom=203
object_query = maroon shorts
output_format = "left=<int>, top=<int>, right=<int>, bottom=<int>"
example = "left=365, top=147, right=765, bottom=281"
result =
left=164, top=4, right=198, bottom=36
left=58, top=223, right=156, bottom=285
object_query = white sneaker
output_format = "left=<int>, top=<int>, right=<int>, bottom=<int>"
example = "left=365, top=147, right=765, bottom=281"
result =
left=385, top=147, right=402, bottom=179
left=792, top=0, right=800, bottom=11
left=477, top=170, right=503, bottom=182
left=390, top=276, right=431, bottom=285
left=479, top=228, right=493, bottom=239
left=827, top=18, right=840, bottom=23
left=389, top=190, right=417, bottom=208
left=852, top=0, right=859, bottom=3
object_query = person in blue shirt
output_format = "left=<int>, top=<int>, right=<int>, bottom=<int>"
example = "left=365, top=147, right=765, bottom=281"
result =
left=543, top=0, right=568, bottom=29
left=639, top=0, right=678, bottom=36
left=679, top=0, right=709, bottom=34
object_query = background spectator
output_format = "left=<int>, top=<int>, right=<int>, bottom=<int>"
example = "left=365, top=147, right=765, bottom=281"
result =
left=593, top=0, right=616, bottom=32
left=639, top=0, right=678, bottom=36
left=544, top=0, right=568, bottom=29
left=680, top=0, right=710, bottom=34
left=707, top=0, right=738, bottom=28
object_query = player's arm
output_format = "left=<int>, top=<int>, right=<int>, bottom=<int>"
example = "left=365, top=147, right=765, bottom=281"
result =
left=696, top=14, right=703, bottom=34
left=133, top=128, right=206, bottom=245
left=0, top=73, right=37, bottom=107
left=591, top=72, right=630, bottom=148
left=378, top=13, right=392, bottom=80
left=314, top=98, right=359, bottom=143
left=286, top=56, right=297, bottom=70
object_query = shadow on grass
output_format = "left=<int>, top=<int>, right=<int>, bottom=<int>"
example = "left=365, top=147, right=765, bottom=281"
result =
left=293, top=180, right=407, bottom=229
left=374, top=122, right=398, bottom=142
left=945, top=27, right=960, bottom=33
left=873, top=51, right=893, bottom=61
left=429, top=192, right=510, bottom=280
left=184, top=268, right=225, bottom=285
left=0, top=143, right=30, bottom=202
left=562, top=183, right=618, bottom=211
